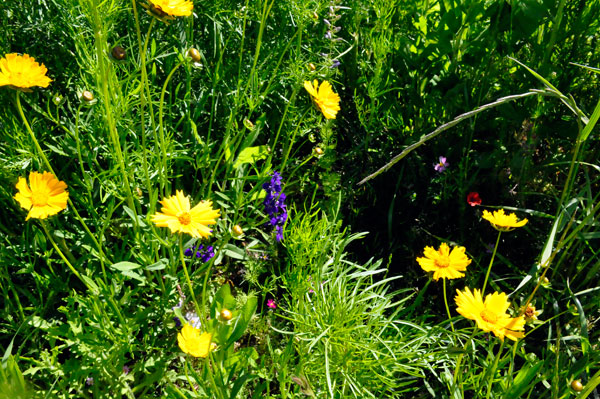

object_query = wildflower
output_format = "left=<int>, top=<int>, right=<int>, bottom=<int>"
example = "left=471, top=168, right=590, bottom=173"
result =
left=434, top=156, right=449, bottom=172
left=85, top=377, right=94, bottom=386
left=266, top=299, right=277, bottom=309
left=303, top=79, right=341, bottom=119
left=151, top=190, right=220, bottom=238
left=523, top=304, right=541, bottom=323
left=122, top=365, right=130, bottom=375
left=262, top=172, right=288, bottom=241
left=184, top=244, right=215, bottom=263
left=467, top=192, right=482, bottom=206
left=416, top=243, right=471, bottom=281
left=0, top=53, right=52, bottom=90
left=455, top=287, right=526, bottom=341
left=14, top=171, right=69, bottom=220
left=146, top=0, right=193, bottom=17
left=482, top=209, right=528, bottom=232
left=331, top=59, right=341, bottom=68
left=177, top=324, right=214, bottom=358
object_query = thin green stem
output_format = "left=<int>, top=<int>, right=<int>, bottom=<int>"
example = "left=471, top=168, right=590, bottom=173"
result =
left=158, top=61, right=183, bottom=195
left=15, top=91, right=110, bottom=266
left=40, top=222, right=88, bottom=288
left=485, top=339, right=505, bottom=399
left=482, top=231, right=502, bottom=294
left=443, top=279, right=455, bottom=333
left=179, top=235, right=202, bottom=318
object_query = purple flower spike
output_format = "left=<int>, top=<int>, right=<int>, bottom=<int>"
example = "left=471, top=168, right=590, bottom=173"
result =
left=434, top=156, right=449, bottom=173
left=262, top=171, right=288, bottom=241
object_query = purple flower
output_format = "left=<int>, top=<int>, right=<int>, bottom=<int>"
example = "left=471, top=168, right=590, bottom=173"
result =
left=267, top=299, right=277, bottom=309
left=123, top=365, right=130, bottom=375
left=262, top=171, right=288, bottom=241
left=86, top=377, right=94, bottom=386
left=324, top=31, right=333, bottom=40
left=184, top=244, right=215, bottom=262
left=434, top=156, right=449, bottom=172
left=331, top=59, right=341, bottom=68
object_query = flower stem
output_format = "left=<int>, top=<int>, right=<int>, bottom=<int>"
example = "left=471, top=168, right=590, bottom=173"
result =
left=179, top=235, right=202, bottom=318
left=40, top=221, right=88, bottom=288
left=482, top=231, right=502, bottom=294
left=443, top=279, right=455, bottom=333
left=15, top=91, right=110, bottom=267
left=485, top=338, right=505, bottom=399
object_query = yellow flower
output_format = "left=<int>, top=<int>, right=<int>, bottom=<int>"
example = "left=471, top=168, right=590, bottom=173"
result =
left=14, top=171, right=69, bottom=220
left=455, top=287, right=525, bottom=341
left=151, top=190, right=220, bottom=238
left=304, top=79, right=341, bottom=119
left=416, top=243, right=471, bottom=281
left=482, top=209, right=528, bottom=231
left=0, top=53, right=52, bottom=90
left=177, top=324, right=214, bottom=358
left=147, top=0, right=193, bottom=17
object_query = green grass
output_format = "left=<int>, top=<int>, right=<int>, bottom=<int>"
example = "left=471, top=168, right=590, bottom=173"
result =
left=1, top=0, right=599, bottom=398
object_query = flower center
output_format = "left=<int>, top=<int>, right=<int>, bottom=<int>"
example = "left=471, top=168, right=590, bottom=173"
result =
left=480, top=309, right=498, bottom=324
left=31, top=191, right=49, bottom=207
left=434, top=257, right=450, bottom=268
left=178, top=212, right=192, bottom=225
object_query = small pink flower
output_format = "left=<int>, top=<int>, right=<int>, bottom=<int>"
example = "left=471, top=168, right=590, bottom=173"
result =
left=434, top=156, right=449, bottom=172
left=267, top=299, right=277, bottom=309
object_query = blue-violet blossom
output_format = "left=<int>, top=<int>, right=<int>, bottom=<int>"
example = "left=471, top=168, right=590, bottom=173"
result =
left=262, top=171, right=288, bottom=241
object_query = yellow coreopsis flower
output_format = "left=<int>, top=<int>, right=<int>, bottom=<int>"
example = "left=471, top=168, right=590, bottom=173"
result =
left=147, top=0, right=193, bottom=17
left=455, top=287, right=526, bottom=341
left=14, top=171, right=69, bottom=220
left=416, top=243, right=471, bottom=281
left=0, top=53, right=52, bottom=90
left=304, top=79, right=341, bottom=119
left=151, top=190, right=220, bottom=238
left=177, top=324, right=214, bottom=358
left=482, top=209, right=528, bottom=231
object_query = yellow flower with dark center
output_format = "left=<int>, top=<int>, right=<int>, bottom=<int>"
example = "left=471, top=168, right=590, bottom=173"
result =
left=151, top=190, right=220, bottom=238
left=14, top=171, right=69, bottom=220
left=147, top=0, right=193, bottom=17
left=482, top=209, right=528, bottom=231
left=455, top=287, right=526, bottom=341
left=416, top=243, right=471, bottom=281
left=304, top=79, right=341, bottom=119
left=177, top=324, right=214, bottom=358
left=0, top=53, right=52, bottom=90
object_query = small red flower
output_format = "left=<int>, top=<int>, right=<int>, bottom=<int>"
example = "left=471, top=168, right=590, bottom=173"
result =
left=467, top=192, right=482, bottom=207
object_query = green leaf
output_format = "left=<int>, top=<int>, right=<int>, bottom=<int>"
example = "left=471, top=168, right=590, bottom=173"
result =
left=503, top=361, right=542, bottom=398
left=233, top=145, right=269, bottom=168
left=110, top=261, right=142, bottom=271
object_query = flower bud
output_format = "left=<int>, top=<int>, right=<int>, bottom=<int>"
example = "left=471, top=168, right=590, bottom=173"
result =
left=571, top=380, right=583, bottom=392
left=81, top=90, right=94, bottom=102
left=220, top=309, right=233, bottom=321
left=188, top=48, right=201, bottom=62
left=308, top=63, right=316, bottom=71
left=111, top=45, right=126, bottom=61
left=243, top=118, right=254, bottom=129
left=313, top=147, right=324, bottom=156
left=232, top=225, right=244, bottom=237
left=52, top=94, right=63, bottom=106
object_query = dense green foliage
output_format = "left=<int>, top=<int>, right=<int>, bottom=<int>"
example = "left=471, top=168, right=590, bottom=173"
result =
left=1, top=0, right=599, bottom=398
